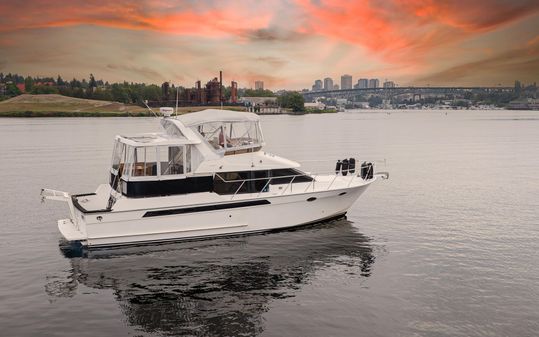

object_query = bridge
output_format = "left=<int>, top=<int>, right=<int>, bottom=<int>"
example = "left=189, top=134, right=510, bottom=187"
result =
left=301, top=86, right=514, bottom=101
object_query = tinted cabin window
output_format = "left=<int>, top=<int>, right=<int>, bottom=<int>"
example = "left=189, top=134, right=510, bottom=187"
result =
left=270, top=169, right=313, bottom=184
left=213, top=169, right=312, bottom=195
left=214, top=171, right=251, bottom=195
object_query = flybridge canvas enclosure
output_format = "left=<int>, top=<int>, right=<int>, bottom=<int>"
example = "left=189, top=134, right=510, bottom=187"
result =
left=109, top=135, right=194, bottom=192
left=194, top=120, right=263, bottom=154
left=176, top=109, right=264, bottom=154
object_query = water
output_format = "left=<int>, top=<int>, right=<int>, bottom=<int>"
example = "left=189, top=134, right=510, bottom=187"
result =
left=1, top=110, right=538, bottom=337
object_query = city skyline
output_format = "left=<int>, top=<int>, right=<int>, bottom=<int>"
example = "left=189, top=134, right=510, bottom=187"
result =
left=1, top=0, right=538, bottom=89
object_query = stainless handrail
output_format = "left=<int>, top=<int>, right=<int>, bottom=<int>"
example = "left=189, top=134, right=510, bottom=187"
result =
left=214, top=162, right=382, bottom=199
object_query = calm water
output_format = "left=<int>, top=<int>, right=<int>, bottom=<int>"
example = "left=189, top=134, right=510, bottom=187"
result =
left=1, top=110, right=538, bottom=337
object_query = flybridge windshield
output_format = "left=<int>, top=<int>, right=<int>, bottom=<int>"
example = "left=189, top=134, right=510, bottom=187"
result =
left=194, top=121, right=263, bottom=153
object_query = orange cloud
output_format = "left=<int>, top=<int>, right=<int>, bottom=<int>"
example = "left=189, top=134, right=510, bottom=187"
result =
left=294, top=0, right=539, bottom=63
left=0, top=1, right=272, bottom=37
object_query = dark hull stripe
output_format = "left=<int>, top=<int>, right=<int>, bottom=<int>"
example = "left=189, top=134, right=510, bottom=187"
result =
left=142, top=199, right=271, bottom=217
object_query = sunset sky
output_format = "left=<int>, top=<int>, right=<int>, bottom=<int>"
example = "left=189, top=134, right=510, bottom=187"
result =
left=1, top=0, right=538, bottom=89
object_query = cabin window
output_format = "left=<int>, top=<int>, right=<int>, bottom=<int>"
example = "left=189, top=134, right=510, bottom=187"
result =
left=213, top=171, right=252, bottom=195
left=270, top=169, right=313, bottom=184
left=212, top=169, right=312, bottom=195
left=132, top=147, right=158, bottom=176
left=159, top=146, right=185, bottom=175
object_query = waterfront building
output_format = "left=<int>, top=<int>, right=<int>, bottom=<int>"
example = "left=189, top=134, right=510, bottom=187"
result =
left=341, top=74, right=353, bottom=90
left=323, top=77, right=333, bottom=91
left=255, top=81, right=264, bottom=90
left=334, top=84, right=340, bottom=90
left=383, top=81, right=396, bottom=88
left=368, top=79, right=379, bottom=88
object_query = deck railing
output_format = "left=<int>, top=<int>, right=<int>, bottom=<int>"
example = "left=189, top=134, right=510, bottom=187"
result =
left=214, top=165, right=378, bottom=200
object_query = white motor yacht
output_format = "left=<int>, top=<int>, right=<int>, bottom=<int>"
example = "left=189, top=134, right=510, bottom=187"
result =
left=41, top=109, right=388, bottom=247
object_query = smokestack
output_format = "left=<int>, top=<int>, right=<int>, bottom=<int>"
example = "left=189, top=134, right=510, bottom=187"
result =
left=219, top=70, right=223, bottom=103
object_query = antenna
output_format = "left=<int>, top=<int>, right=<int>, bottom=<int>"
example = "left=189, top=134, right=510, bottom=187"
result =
left=143, top=100, right=158, bottom=118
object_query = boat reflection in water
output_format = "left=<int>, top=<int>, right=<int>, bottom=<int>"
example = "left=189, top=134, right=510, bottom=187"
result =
left=46, top=218, right=376, bottom=336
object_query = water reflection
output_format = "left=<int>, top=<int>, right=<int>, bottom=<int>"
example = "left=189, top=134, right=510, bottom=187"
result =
left=46, top=219, right=375, bottom=336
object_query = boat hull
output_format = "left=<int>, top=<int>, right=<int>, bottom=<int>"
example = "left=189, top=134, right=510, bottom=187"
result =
left=59, top=183, right=371, bottom=247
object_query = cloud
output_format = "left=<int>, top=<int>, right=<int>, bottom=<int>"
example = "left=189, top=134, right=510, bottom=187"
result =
left=1, top=0, right=539, bottom=87
left=239, top=28, right=306, bottom=43
left=414, top=41, right=539, bottom=85
left=0, top=0, right=273, bottom=38
left=106, top=64, right=165, bottom=81
left=293, top=0, right=539, bottom=63
left=253, top=57, right=287, bottom=68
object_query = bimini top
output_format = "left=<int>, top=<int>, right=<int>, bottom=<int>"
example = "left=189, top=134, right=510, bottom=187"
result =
left=177, top=109, right=260, bottom=127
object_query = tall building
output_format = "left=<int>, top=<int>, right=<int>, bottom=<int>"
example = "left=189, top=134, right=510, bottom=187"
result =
left=368, top=79, right=379, bottom=88
left=230, top=81, right=238, bottom=103
left=255, top=81, right=264, bottom=90
left=383, top=81, right=395, bottom=88
left=312, top=79, right=323, bottom=91
left=356, top=78, right=368, bottom=89
left=341, top=74, right=353, bottom=90
left=323, top=77, right=333, bottom=91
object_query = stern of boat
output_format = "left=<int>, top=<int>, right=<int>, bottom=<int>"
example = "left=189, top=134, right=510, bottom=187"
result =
left=41, top=188, right=88, bottom=243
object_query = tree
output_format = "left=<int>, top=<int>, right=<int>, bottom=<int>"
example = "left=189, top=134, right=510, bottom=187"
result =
left=277, top=91, right=305, bottom=112
left=6, top=83, right=21, bottom=96
left=89, top=74, right=97, bottom=90
left=242, top=88, right=275, bottom=97
left=24, top=76, right=34, bottom=92
left=57, top=75, right=65, bottom=86
left=32, top=85, right=58, bottom=94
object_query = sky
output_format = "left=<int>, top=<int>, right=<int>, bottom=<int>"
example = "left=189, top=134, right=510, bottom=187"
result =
left=1, top=0, right=538, bottom=89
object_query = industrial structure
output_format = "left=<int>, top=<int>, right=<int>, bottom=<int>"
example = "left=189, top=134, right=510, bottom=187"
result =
left=159, top=71, right=239, bottom=106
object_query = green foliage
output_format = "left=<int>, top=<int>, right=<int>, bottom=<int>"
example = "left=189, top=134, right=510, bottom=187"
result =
left=31, top=85, right=59, bottom=94
left=277, top=91, right=305, bottom=112
left=242, top=88, right=275, bottom=97
left=24, top=76, right=34, bottom=92
left=5, top=83, right=21, bottom=96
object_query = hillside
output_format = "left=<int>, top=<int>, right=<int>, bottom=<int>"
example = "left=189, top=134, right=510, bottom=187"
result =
left=0, top=94, right=149, bottom=116
left=0, top=94, right=247, bottom=117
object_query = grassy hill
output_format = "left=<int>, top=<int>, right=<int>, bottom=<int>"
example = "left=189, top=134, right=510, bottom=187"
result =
left=0, top=94, right=247, bottom=117
left=0, top=94, right=150, bottom=117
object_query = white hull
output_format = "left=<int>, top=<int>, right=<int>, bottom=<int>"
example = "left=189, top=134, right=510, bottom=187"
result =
left=58, top=181, right=372, bottom=247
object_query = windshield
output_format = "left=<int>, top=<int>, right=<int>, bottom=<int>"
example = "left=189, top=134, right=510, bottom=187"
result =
left=194, top=121, right=263, bottom=152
